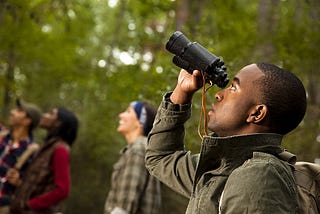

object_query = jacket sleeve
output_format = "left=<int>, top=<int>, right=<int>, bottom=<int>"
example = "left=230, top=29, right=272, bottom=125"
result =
left=145, top=93, right=199, bottom=198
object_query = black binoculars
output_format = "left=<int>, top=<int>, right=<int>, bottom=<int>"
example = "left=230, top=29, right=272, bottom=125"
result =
left=166, top=31, right=229, bottom=88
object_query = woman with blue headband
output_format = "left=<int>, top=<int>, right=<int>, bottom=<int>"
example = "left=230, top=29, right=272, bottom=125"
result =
left=104, top=101, right=162, bottom=214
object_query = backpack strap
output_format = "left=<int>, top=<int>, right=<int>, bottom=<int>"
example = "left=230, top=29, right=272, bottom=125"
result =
left=294, top=162, right=320, bottom=192
left=14, top=143, right=39, bottom=170
left=277, top=150, right=297, bottom=165
left=278, top=150, right=320, bottom=213
left=294, top=161, right=320, bottom=213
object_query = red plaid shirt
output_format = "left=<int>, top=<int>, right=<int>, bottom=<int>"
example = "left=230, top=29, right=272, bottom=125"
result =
left=0, top=125, right=34, bottom=206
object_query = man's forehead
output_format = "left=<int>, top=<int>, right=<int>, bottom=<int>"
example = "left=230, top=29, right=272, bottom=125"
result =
left=234, top=64, right=264, bottom=81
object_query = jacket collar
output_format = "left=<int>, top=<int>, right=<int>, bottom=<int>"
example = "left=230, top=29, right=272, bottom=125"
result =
left=39, top=137, right=66, bottom=153
left=195, top=133, right=283, bottom=180
left=201, top=133, right=283, bottom=159
left=120, top=136, right=146, bottom=154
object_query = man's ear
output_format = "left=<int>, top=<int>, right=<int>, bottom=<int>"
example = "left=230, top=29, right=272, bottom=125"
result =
left=246, top=104, right=267, bottom=123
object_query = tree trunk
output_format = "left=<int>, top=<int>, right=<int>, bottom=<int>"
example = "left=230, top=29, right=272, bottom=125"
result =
left=3, top=48, right=15, bottom=118
left=256, top=0, right=279, bottom=61
left=175, top=0, right=189, bottom=31
left=306, top=0, right=320, bottom=106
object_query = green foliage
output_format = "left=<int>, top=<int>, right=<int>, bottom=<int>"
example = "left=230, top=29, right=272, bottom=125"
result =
left=0, top=0, right=319, bottom=213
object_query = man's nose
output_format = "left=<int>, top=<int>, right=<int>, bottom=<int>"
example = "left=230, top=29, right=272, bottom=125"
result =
left=215, top=90, right=224, bottom=102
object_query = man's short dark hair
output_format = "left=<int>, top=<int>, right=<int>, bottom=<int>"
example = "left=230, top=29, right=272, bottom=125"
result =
left=255, top=62, right=307, bottom=135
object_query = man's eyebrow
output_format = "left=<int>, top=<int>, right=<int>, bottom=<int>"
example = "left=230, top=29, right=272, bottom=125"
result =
left=233, top=77, right=240, bottom=85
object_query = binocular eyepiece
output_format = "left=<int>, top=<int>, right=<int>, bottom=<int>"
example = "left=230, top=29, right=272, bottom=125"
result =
left=166, top=31, right=229, bottom=88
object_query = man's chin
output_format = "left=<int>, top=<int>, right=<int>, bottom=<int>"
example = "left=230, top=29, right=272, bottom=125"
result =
left=207, top=123, right=215, bottom=132
left=207, top=123, right=220, bottom=136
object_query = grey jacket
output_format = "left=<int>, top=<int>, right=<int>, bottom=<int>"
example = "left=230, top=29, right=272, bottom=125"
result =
left=145, top=97, right=300, bottom=214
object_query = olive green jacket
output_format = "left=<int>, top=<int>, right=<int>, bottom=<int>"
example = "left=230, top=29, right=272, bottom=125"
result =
left=146, top=96, right=300, bottom=214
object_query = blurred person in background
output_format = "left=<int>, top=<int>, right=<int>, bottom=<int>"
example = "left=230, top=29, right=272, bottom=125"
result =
left=7, top=107, right=78, bottom=214
left=104, top=101, right=162, bottom=214
left=0, top=99, right=41, bottom=214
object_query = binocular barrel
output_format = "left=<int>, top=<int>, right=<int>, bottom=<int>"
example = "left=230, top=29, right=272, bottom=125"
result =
left=166, top=31, right=229, bottom=88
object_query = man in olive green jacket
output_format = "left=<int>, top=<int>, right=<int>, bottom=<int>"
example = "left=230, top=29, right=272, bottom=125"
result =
left=146, top=63, right=306, bottom=213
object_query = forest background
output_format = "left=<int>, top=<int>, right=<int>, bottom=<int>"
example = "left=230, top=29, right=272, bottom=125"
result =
left=0, top=0, right=319, bottom=213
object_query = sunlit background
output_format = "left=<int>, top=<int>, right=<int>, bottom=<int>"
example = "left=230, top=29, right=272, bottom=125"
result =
left=1, top=0, right=319, bottom=213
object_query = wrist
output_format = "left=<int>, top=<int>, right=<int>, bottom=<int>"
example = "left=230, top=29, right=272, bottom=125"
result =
left=170, top=86, right=194, bottom=104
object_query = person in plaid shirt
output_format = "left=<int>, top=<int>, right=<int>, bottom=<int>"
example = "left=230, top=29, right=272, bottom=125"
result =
left=0, top=99, right=41, bottom=214
left=104, top=101, right=162, bottom=214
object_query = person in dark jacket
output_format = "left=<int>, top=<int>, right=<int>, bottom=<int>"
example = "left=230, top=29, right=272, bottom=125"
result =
left=145, top=63, right=307, bottom=213
left=7, top=107, right=78, bottom=214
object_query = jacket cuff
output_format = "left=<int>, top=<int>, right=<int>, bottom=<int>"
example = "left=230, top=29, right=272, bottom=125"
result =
left=162, top=92, right=191, bottom=112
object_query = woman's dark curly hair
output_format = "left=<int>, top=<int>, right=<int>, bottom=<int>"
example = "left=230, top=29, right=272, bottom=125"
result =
left=55, top=108, right=78, bottom=146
